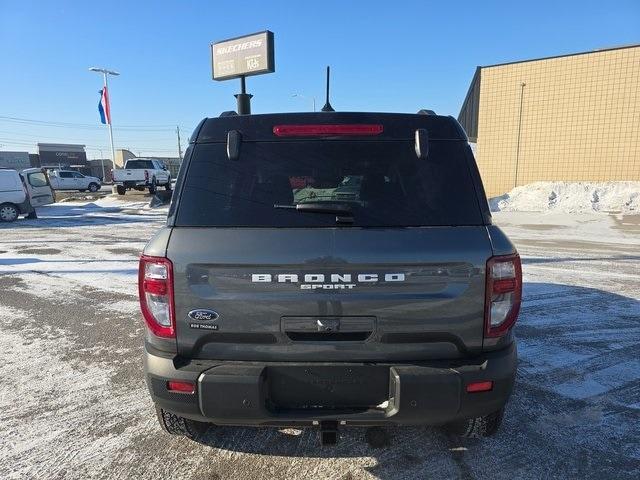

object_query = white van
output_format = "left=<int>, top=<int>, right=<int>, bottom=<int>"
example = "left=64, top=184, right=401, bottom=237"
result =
left=0, top=168, right=55, bottom=222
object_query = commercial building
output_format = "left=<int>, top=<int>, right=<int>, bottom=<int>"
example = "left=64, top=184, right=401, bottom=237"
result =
left=88, top=159, right=114, bottom=182
left=458, top=44, right=640, bottom=197
left=0, top=151, right=31, bottom=170
left=37, top=143, right=89, bottom=173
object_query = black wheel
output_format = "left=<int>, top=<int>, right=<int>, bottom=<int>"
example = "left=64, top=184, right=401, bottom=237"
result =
left=116, top=185, right=126, bottom=195
left=0, top=203, right=19, bottom=222
left=165, top=177, right=172, bottom=191
left=88, top=183, right=100, bottom=192
left=443, top=408, right=504, bottom=438
left=155, top=407, right=209, bottom=439
left=149, top=178, right=157, bottom=195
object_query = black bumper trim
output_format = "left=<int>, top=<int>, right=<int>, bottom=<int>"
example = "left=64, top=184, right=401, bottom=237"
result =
left=144, top=343, right=517, bottom=426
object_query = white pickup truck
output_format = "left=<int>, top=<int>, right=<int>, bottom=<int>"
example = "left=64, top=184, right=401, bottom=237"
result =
left=48, top=170, right=102, bottom=192
left=112, top=159, right=171, bottom=195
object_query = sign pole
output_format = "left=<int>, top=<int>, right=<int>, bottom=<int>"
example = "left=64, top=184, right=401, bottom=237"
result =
left=235, top=76, right=253, bottom=115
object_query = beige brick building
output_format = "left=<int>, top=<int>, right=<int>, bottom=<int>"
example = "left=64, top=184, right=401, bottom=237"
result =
left=458, top=44, right=640, bottom=197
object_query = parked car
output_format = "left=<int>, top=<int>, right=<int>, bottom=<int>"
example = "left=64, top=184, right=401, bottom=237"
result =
left=112, top=159, right=171, bottom=195
left=139, top=112, right=521, bottom=445
left=0, top=168, right=55, bottom=222
left=47, top=170, right=102, bottom=192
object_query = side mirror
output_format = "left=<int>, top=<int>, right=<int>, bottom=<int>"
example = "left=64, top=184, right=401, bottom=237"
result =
left=227, top=130, right=242, bottom=161
left=415, top=128, right=429, bottom=159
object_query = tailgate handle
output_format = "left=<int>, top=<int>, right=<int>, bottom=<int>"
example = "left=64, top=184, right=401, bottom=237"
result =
left=281, top=316, right=375, bottom=342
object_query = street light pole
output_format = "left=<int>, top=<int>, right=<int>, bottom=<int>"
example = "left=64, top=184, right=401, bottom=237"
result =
left=89, top=67, right=120, bottom=167
left=292, top=93, right=316, bottom=112
left=98, top=148, right=105, bottom=181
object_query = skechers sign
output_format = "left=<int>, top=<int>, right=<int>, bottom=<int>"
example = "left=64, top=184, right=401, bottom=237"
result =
left=211, top=31, right=275, bottom=81
left=251, top=273, right=406, bottom=290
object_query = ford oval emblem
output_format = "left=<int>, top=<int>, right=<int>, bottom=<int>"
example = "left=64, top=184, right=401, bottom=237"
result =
left=188, top=309, right=219, bottom=321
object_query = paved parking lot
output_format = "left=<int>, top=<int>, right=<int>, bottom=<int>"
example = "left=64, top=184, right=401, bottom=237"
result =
left=0, top=199, right=638, bottom=479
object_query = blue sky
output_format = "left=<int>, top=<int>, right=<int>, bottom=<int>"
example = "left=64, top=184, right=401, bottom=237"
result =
left=1, top=0, right=638, bottom=157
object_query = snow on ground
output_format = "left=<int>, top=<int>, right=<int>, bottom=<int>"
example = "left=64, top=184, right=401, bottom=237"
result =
left=0, top=197, right=639, bottom=479
left=490, top=181, right=640, bottom=214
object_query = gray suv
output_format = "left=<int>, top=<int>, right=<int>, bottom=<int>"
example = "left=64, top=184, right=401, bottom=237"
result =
left=140, top=112, right=521, bottom=444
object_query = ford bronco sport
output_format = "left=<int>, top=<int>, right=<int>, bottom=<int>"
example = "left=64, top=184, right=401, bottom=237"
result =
left=140, top=111, right=521, bottom=444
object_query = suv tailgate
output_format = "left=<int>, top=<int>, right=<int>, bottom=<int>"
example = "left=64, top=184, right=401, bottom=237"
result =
left=168, top=226, right=491, bottom=362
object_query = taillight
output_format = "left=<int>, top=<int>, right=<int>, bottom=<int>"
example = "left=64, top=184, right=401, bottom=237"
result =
left=273, top=124, right=383, bottom=137
left=139, top=255, right=175, bottom=338
left=484, top=253, right=522, bottom=338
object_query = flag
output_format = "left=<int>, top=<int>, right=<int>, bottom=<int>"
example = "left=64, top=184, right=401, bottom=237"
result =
left=98, top=87, right=111, bottom=125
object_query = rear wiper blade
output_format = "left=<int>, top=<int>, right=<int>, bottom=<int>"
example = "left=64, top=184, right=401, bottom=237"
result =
left=274, top=202, right=354, bottom=223
left=274, top=202, right=353, bottom=215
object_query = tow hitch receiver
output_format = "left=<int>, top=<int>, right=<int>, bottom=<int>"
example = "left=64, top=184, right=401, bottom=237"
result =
left=319, top=421, right=339, bottom=445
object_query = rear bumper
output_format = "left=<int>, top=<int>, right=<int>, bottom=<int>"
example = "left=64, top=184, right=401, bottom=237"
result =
left=116, top=180, right=147, bottom=188
left=144, top=343, right=517, bottom=427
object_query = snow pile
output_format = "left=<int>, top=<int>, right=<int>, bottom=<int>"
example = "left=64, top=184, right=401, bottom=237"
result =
left=489, top=182, right=640, bottom=213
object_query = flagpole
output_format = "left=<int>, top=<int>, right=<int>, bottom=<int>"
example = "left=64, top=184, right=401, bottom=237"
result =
left=103, top=72, right=116, bottom=166
left=89, top=67, right=120, bottom=167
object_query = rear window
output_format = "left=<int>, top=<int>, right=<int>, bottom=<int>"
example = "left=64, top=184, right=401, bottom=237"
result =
left=28, top=171, right=49, bottom=187
left=126, top=160, right=154, bottom=169
left=175, top=140, right=483, bottom=227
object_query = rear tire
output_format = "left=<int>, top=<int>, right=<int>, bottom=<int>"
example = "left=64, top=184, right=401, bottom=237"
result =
left=443, top=408, right=504, bottom=438
left=155, top=407, right=209, bottom=439
left=116, top=185, right=126, bottom=196
left=88, top=183, right=99, bottom=192
left=0, top=203, right=19, bottom=222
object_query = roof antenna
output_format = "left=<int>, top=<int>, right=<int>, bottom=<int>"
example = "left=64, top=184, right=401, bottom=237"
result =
left=321, top=66, right=335, bottom=112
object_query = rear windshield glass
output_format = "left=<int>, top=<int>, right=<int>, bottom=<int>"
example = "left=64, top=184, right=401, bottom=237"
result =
left=126, top=160, right=153, bottom=169
left=28, top=172, right=49, bottom=187
left=175, top=140, right=482, bottom=227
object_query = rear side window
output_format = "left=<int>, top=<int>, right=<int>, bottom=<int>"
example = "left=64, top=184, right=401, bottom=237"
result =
left=126, top=160, right=154, bottom=169
left=0, top=172, right=20, bottom=191
left=176, top=140, right=482, bottom=227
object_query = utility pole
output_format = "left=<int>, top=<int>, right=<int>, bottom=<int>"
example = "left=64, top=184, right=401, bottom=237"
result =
left=176, top=126, right=183, bottom=160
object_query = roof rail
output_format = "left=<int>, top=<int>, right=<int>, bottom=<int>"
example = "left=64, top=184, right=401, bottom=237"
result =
left=417, top=109, right=436, bottom=115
